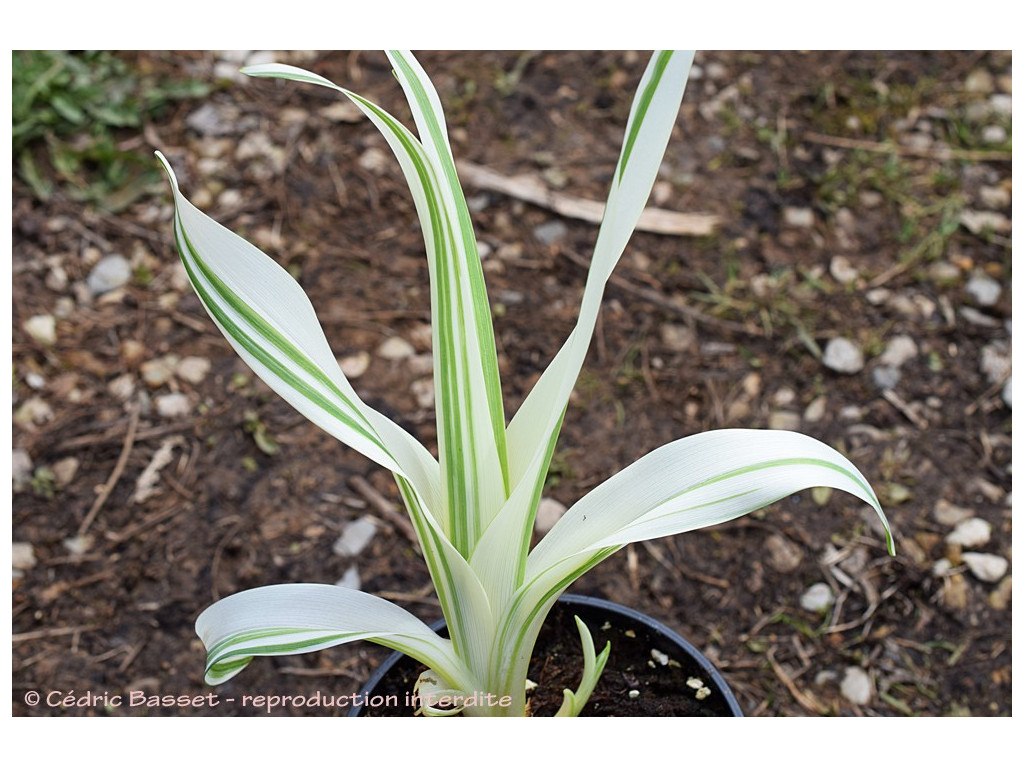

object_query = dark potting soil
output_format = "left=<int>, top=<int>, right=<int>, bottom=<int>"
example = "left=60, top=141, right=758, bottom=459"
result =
left=357, top=598, right=739, bottom=717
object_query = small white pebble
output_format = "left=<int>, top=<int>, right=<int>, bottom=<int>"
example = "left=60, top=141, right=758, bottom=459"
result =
left=12, top=543, right=37, bottom=571
left=840, top=666, right=873, bottom=705
left=23, top=315, right=57, bottom=346
left=140, top=355, right=180, bottom=388
left=783, top=206, right=815, bottom=228
left=933, top=499, right=975, bottom=526
left=339, top=351, right=371, bottom=379
left=336, top=565, right=361, bottom=591
left=155, top=392, right=192, bottom=419
left=87, top=254, right=132, bottom=296
left=822, top=337, right=864, bottom=374
left=962, top=552, right=1009, bottom=583
left=377, top=336, right=415, bottom=361
left=333, top=516, right=378, bottom=557
left=965, top=273, right=1002, bottom=307
left=799, top=582, right=835, bottom=612
left=686, top=676, right=704, bottom=690
left=945, top=518, right=992, bottom=548
left=13, top=450, right=34, bottom=485
left=628, top=689, right=640, bottom=699
left=879, top=335, right=919, bottom=368
left=803, top=396, right=827, bottom=423
left=411, top=378, right=435, bottom=409
left=534, top=497, right=568, bottom=535
left=829, top=255, right=860, bottom=284
left=650, top=649, right=669, bottom=666
left=63, top=535, right=93, bottom=556
left=14, top=397, right=54, bottom=427
left=52, top=457, right=80, bottom=487
left=175, top=356, right=212, bottom=384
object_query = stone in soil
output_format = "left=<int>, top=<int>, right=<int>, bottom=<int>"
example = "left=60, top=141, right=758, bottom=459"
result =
left=840, top=666, right=873, bottom=705
left=965, top=273, right=1002, bottom=306
left=799, top=582, right=835, bottom=612
left=377, top=336, right=415, bottom=361
left=961, top=552, right=1009, bottom=583
left=155, top=393, right=192, bottom=418
left=533, top=220, right=569, bottom=245
left=879, top=335, right=918, bottom=368
left=822, top=337, right=864, bottom=374
left=87, top=254, right=132, bottom=296
left=333, top=516, right=378, bottom=557
left=12, top=543, right=37, bottom=571
left=23, top=315, right=57, bottom=346
left=945, top=518, right=992, bottom=548
left=933, top=499, right=975, bottom=526
left=534, top=497, right=568, bottom=535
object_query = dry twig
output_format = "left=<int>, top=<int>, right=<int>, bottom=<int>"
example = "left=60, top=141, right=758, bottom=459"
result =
left=457, top=160, right=721, bottom=236
left=348, top=475, right=418, bottom=546
left=78, top=402, right=141, bottom=538
left=881, top=389, right=929, bottom=430
left=803, top=131, right=1012, bottom=163
left=766, top=648, right=830, bottom=715
left=13, top=625, right=99, bottom=643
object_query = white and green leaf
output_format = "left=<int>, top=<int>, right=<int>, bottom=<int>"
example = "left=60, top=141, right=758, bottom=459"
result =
left=474, top=50, right=696, bottom=608
left=195, top=583, right=475, bottom=691
left=554, top=616, right=611, bottom=717
left=387, top=50, right=510, bottom=549
left=155, top=151, right=441, bottom=516
left=488, top=429, right=892, bottom=701
left=529, top=429, right=892, bottom=580
left=242, top=59, right=508, bottom=557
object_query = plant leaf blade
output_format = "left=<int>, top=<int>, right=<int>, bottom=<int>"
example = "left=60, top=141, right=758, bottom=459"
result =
left=155, top=151, right=442, bottom=516
left=529, top=429, right=893, bottom=582
left=196, top=583, right=473, bottom=690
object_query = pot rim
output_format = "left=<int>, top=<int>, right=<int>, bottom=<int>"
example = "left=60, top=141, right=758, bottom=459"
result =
left=348, top=592, right=743, bottom=717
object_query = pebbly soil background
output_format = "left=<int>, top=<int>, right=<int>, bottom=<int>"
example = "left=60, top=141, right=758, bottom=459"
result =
left=12, top=51, right=1011, bottom=716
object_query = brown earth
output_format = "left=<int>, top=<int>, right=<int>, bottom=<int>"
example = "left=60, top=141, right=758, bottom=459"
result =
left=12, top=51, right=1012, bottom=717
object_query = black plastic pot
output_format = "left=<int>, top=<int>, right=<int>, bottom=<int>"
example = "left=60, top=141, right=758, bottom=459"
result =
left=348, top=593, right=743, bottom=717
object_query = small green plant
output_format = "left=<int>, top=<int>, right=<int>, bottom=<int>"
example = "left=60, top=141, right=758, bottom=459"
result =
left=13, top=50, right=208, bottom=208
left=157, top=50, right=893, bottom=716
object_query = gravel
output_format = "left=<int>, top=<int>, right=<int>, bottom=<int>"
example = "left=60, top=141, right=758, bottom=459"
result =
left=86, top=254, right=132, bottom=296
left=878, top=335, right=918, bottom=368
left=965, top=273, right=1003, bottom=306
left=22, top=315, right=57, bottom=346
left=840, top=667, right=873, bottom=705
left=533, top=220, right=569, bottom=245
left=961, top=552, right=1009, bottom=583
left=822, top=337, right=864, bottom=374
left=377, top=336, right=416, bottom=361
left=155, top=393, right=192, bottom=418
left=333, top=517, right=378, bottom=557
left=534, top=497, right=568, bottom=535
left=12, top=543, right=37, bottom=571
left=799, top=582, right=835, bottom=612
left=945, top=518, right=993, bottom=548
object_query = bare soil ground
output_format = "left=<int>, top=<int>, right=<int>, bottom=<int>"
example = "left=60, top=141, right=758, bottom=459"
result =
left=12, top=51, right=1012, bottom=717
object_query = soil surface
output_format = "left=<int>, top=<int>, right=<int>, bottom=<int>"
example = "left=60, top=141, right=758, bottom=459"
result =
left=355, top=595, right=741, bottom=717
left=12, top=51, right=1012, bottom=717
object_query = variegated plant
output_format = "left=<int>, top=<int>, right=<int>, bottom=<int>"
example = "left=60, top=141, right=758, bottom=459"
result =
left=156, top=50, right=893, bottom=717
